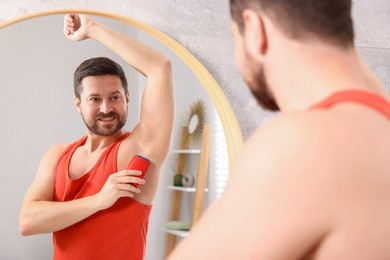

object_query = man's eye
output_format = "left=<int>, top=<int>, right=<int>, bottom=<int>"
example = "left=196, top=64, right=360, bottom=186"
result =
left=112, top=96, right=120, bottom=101
left=90, top=98, right=100, bottom=102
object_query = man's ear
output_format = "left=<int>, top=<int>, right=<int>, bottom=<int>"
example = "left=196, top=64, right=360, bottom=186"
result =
left=74, top=96, right=81, bottom=114
left=126, top=91, right=130, bottom=103
left=242, top=9, right=268, bottom=60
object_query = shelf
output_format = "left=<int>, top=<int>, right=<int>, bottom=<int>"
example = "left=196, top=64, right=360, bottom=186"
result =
left=162, top=227, right=189, bottom=238
left=170, top=149, right=201, bottom=154
left=167, top=185, right=208, bottom=192
left=165, top=124, right=211, bottom=256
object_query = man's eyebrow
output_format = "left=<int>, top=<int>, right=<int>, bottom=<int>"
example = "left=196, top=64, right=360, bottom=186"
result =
left=87, top=93, right=100, bottom=97
left=87, top=91, right=122, bottom=97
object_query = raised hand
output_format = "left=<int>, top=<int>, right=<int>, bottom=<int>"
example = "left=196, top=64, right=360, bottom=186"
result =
left=63, top=14, right=94, bottom=41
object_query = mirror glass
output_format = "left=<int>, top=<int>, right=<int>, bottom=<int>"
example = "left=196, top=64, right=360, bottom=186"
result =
left=188, top=115, right=199, bottom=134
left=0, top=11, right=241, bottom=260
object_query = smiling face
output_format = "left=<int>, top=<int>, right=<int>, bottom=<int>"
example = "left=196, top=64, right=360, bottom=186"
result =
left=75, top=75, right=129, bottom=136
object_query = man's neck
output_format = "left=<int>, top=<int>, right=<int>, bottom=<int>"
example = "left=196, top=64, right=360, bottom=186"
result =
left=83, top=129, right=126, bottom=153
left=267, top=41, right=382, bottom=112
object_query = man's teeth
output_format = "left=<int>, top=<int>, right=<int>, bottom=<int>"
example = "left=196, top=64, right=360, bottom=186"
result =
left=100, top=117, right=114, bottom=121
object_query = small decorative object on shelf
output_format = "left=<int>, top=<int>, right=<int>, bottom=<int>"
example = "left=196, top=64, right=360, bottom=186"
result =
left=184, top=99, right=206, bottom=148
left=164, top=220, right=192, bottom=231
left=173, top=174, right=183, bottom=186
left=170, top=100, right=206, bottom=187
left=163, top=221, right=191, bottom=238
left=165, top=100, right=209, bottom=257
left=170, top=164, right=183, bottom=186
left=182, top=174, right=195, bottom=187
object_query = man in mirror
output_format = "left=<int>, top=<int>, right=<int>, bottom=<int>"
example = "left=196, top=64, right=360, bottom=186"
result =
left=169, top=0, right=390, bottom=259
left=19, top=14, right=174, bottom=259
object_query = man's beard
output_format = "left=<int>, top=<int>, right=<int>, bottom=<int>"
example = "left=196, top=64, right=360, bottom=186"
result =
left=247, top=66, right=279, bottom=112
left=81, top=110, right=127, bottom=136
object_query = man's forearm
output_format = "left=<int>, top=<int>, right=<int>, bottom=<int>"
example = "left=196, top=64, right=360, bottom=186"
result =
left=19, top=195, right=100, bottom=236
left=88, top=19, right=169, bottom=77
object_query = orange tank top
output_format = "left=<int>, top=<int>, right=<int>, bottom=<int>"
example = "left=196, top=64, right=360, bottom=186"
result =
left=53, top=132, right=152, bottom=260
left=311, top=89, right=390, bottom=118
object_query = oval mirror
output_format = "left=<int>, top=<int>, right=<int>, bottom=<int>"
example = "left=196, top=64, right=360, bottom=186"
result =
left=188, top=115, right=199, bottom=134
left=184, top=99, right=206, bottom=147
left=0, top=9, right=243, bottom=260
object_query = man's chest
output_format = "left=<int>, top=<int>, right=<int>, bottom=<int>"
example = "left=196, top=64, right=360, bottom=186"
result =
left=68, top=149, right=106, bottom=179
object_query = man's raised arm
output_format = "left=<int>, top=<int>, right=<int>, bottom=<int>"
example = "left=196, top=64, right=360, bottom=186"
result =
left=65, top=14, right=174, bottom=162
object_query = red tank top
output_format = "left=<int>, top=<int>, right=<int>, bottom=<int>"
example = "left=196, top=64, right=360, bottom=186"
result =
left=311, top=89, right=390, bottom=119
left=53, top=132, right=152, bottom=260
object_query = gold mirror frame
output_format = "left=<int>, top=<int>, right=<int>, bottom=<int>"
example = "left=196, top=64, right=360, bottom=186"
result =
left=0, top=8, right=243, bottom=165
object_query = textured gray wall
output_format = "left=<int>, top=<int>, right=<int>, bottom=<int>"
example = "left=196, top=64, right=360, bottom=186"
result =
left=354, top=1, right=390, bottom=93
left=1, top=0, right=389, bottom=138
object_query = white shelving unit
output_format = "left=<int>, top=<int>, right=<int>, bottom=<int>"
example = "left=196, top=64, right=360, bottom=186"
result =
left=166, top=185, right=208, bottom=193
left=164, top=124, right=210, bottom=257
left=170, top=149, right=201, bottom=154
left=161, top=228, right=189, bottom=238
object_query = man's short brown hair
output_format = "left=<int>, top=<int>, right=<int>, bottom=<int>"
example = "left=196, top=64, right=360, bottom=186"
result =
left=74, top=57, right=128, bottom=98
left=230, top=0, right=354, bottom=47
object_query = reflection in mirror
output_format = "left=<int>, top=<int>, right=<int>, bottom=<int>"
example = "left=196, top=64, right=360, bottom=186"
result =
left=188, top=115, right=199, bottom=134
left=184, top=99, right=206, bottom=146
left=0, top=11, right=241, bottom=260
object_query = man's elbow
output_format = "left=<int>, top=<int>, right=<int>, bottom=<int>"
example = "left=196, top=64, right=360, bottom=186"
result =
left=160, top=57, right=172, bottom=72
left=19, top=213, right=35, bottom=236
left=19, top=220, right=32, bottom=236
left=153, top=56, right=171, bottom=74
left=146, top=56, right=172, bottom=82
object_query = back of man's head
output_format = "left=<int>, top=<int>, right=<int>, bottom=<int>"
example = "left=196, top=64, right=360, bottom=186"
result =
left=230, top=0, right=354, bottom=47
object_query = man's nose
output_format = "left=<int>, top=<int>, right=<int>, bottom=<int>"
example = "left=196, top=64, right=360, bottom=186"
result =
left=100, top=100, right=113, bottom=114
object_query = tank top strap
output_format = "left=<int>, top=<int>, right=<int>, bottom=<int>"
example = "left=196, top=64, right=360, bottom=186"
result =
left=88, top=131, right=132, bottom=173
left=311, top=89, right=390, bottom=119
left=105, top=131, right=131, bottom=157
left=59, top=132, right=130, bottom=165
left=116, top=131, right=131, bottom=142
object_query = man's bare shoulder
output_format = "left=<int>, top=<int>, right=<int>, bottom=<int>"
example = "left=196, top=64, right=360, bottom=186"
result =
left=230, top=107, right=390, bottom=224
left=30, top=143, right=71, bottom=195
left=41, top=143, right=70, bottom=163
left=229, top=109, right=363, bottom=212
left=245, top=105, right=390, bottom=164
left=176, top=111, right=344, bottom=259
left=171, top=110, right=390, bottom=259
left=50, top=143, right=69, bottom=155
left=244, top=110, right=340, bottom=156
